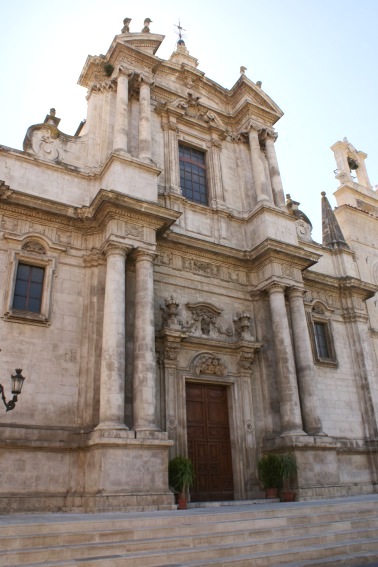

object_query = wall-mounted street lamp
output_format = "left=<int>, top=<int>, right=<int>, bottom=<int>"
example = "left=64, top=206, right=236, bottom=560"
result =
left=0, top=369, right=25, bottom=412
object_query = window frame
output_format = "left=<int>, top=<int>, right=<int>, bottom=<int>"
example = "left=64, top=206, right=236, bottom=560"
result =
left=3, top=248, right=56, bottom=326
left=12, top=263, right=45, bottom=314
left=307, top=302, right=338, bottom=367
left=178, top=143, right=209, bottom=206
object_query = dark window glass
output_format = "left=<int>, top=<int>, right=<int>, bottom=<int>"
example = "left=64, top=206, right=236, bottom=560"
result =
left=314, top=322, right=330, bottom=358
left=179, top=145, right=208, bottom=205
left=12, top=264, right=44, bottom=313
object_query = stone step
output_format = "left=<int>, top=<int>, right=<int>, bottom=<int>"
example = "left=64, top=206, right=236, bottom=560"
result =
left=1, top=497, right=377, bottom=538
left=9, top=538, right=378, bottom=567
left=1, top=513, right=378, bottom=552
left=2, top=520, right=378, bottom=566
left=1, top=496, right=377, bottom=567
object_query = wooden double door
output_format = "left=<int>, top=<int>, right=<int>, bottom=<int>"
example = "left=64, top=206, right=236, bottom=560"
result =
left=186, top=382, right=234, bottom=502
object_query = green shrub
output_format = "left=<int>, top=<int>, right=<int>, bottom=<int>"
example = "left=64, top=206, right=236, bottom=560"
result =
left=257, top=454, right=281, bottom=489
left=168, top=456, right=194, bottom=496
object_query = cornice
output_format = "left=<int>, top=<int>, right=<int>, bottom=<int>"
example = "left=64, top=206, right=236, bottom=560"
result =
left=0, top=187, right=181, bottom=235
left=247, top=238, right=321, bottom=271
left=304, top=271, right=377, bottom=299
left=78, top=38, right=164, bottom=88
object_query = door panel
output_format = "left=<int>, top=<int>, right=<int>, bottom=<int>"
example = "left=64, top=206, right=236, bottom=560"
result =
left=186, top=382, right=234, bottom=502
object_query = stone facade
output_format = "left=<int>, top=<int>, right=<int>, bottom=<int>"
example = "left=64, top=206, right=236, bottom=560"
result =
left=0, top=18, right=377, bottom=513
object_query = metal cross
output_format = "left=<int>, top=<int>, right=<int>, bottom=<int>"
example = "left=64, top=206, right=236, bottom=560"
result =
left=174, top=20, right=186, bottom=42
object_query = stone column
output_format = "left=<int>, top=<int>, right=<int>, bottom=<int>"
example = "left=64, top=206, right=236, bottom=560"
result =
left=248, top=126, right=269, bottom=203
left=139, top=76, right=153, bottom=162
left=113, top=69, right=130, bottom=154
left=133, top=250, right=159, bottom=432
left=287, top=287, right=324, bottom=435
left=265, top=131, right=285, bottom=207
left=97, top=244, right=128, bottom=430
left=267, top=284, right=305, bottom=435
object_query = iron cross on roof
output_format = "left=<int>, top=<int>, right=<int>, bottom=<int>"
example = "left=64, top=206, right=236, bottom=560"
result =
left=175, top=20, right=186, bottom=43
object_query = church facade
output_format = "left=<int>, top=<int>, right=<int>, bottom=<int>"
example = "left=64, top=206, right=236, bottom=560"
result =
left=0, top=18, right=377, bottom=513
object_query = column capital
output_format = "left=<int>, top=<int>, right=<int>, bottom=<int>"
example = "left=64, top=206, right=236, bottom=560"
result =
left=265, top=129, right=278, bottom=142
left=139, top=73, right=155, bottom=87
left=247, top=120, right=264, bottom=134
left=287, top=286, right=305, bottom=299
left=134, top=248, right=157, bottom=263
left=117, top=65, right=134, bottom=78
left=266, top=282, right=286, bottom=296
left=101, top=242, right=130, bottom=258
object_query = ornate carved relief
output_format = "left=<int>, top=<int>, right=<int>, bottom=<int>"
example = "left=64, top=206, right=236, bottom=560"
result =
left=22, top=241, right=46, bottom=255
left=182, top=257, right=220, bottom=278
left=163, top=340, right=180, bottom=361
left=56, top=231, right=72, bottom=245
left=182, top=302, right=233, bottom=337
left=156, top=251, right=173, bottom=267
left=167, top=417, right=177, bottom=430
left=246, top=421, right=254, bottom=433
left=124, top=223, right=143, bottom=238
left=29, top=222, right=46, bottom=235
left=1, top=217, right=18, bottom=232
left=281, top=263, right=296, bottom=279
left=65, top=348, right=78, bottom=363
left=194, top=354, right=227, bottom=376
left=238, top=351, right=255, bottom=371
left=305, top=289, right=335, bottom=308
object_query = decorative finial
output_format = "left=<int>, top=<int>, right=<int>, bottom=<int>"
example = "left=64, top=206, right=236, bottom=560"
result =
left=256, top=81, right=262, bottom=88
left=142, top=18, right=152, bottom=33
left=321, top=191, right=326, bottom=196
left=175, top=19, right=187, bottom=45
left=240, top=66, right=247, bottom=75
left=50, top=108, right=56, bottom=117
left=122, top=18, right=131, bottom=33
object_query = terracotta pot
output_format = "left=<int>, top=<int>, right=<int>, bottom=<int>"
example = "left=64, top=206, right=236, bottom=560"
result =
left=280, top=489, right=295, bottom=502
left=265, top=487, right=279, bottom=499
left=177, top=493, right=188, bottom=510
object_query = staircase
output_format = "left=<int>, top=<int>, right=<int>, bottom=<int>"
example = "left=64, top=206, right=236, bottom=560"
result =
left=1, top=495, right=378, bottom=566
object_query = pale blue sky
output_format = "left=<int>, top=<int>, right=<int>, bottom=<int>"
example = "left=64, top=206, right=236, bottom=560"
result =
left=1, top=0, right=377, bottom=242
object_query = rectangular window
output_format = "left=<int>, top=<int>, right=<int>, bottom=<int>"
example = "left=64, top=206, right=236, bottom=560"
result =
left=314, top=322, right=330, bottom=359
left=12, top=263, right=45, bottom=314
left=179, top=144, right=208, bottom=205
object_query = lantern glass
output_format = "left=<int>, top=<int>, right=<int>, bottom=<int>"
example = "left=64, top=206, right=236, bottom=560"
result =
left=11, top=369, right=25, bottom=395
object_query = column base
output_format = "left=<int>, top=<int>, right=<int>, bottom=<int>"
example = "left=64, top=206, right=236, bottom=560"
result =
left=280, top=428, right=307, bottom=437
left=112, top=148, right=131, bottom=156
left=95, top=421, right=129, bottom=431
left=139, top=155, right=156, bottom=165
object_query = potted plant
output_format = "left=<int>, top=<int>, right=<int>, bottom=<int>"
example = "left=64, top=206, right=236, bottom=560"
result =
left=278, top=452, right=298, bottom=502
left=168, top=456, right=195, bottom=510
left=257, top=454, right=281, bottom=498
